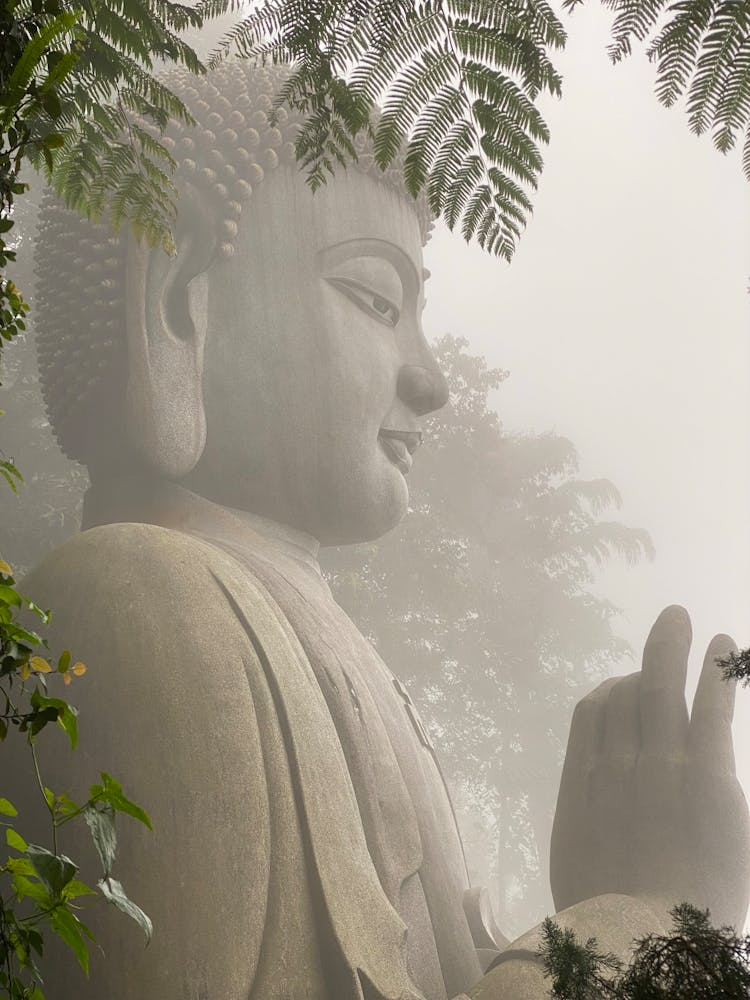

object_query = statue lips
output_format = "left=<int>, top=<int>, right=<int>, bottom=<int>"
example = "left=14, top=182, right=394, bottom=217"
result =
left=378, top=428, right=423, bottom=476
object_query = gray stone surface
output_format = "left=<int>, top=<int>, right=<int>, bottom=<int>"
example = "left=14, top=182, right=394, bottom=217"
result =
left=20, top=63, right=749, bottom=1000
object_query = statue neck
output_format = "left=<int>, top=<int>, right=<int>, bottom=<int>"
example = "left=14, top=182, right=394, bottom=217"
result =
left=82, top=473, right=322, bottom=579
left=199, top=502, right=321, bottom=572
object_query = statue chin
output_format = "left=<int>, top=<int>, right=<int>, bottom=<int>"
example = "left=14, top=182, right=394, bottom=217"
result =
left=315, top=480, right=409, bottom=546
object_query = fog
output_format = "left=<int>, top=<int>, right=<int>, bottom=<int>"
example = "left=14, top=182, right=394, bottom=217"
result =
left=425, top=5, right=750, bottom=818
left=1, top=9, right=749, bottom=995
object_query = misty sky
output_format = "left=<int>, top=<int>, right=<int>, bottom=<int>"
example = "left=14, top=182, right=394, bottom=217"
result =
left=424, top=7, right=750, bottom=801
left=7, top=5, right=748, bottom=941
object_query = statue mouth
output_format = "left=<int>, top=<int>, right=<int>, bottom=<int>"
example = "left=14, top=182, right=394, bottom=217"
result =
left=378, top=429, right=423, bottom=475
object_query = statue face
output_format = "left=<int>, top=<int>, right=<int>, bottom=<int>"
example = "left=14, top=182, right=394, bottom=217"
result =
left=186, top=167, right=447, bottom=544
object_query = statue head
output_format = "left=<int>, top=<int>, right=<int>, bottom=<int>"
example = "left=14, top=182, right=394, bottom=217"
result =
left=34, top=62, right=448, bottom=544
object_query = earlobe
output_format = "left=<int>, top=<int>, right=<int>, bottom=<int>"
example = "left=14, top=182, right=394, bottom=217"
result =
left=124, top=210, right=213, bottom=478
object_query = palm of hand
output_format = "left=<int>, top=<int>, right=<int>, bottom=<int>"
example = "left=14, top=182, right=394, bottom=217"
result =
left=551, top=606, right=750, bottom=929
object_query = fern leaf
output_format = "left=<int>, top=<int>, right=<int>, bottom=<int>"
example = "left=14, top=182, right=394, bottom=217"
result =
left=210, top=0, right=562, bottom=258
left=686, top=0, right=750, bottom=136
left=712, top=36, right=750, bottom=149
left=648, top=0, right=719, bottom=107
left=607, top=0, right=671, bottom=63
left=404, top=86, right=465, bottom=194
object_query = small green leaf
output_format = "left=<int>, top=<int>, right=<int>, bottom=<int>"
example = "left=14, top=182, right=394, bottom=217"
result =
left=49, top=907, right=89, bottom=974
left=29, top=690, right=78, bottom=748
left=6, top=828, right=27, bottom=852
left=6, top=857, right=36, bottom=878
left=53, top=791, right=79, bottom=819
left=98, top=773, right=152, bottom=829
left=0, top=585, right=22, bottom=607
left=63, top=878, right=96, bottom=901
left=0, top=798, right=18, bottom=817
left=97, top=877, right=152, bottom=944
left=27, top=844, right=78, bottom=899
left=26, top=928, right=43, bottom=957
left=57, top=705, right=79, bottom=748
left=11, top=873, right=51, bottom=908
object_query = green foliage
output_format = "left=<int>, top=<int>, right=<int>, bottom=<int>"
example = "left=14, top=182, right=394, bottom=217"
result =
left=565, top=0, right=750, bottom=179
left=207, top=0, right=567, bottom=259
left=323, top=336, right=653, bottom=930
left=540, top=903, right=750, bottom=999
left=1, top=0, right=205, bottom=253
left=718, top=645, right=750, bottom=685
left=0, top=558, right=152, bottom=997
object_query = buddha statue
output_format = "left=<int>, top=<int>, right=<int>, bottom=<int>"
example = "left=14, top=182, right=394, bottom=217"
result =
left=19, top=61, right=748, bottom=1000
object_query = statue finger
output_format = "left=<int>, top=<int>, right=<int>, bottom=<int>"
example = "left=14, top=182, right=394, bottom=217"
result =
left=602, top=672, right=640, bottom=762
left=552, top=676, right=621, bottom=910
left=639, top=605, right=691, bottom=754
left=689, top=633, right=738, bottom=774
left=563, top=676, right=621, bottom=769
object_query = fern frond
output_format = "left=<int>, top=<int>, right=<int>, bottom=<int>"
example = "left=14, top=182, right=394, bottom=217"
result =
left=648, top=0, right=719, bottom=107
left=210, top=0, right=562, bottom=258
left=686, top=0, right=750, bottom=137
left=349, top=10, right=446, bottom=103
left=712, top=36, right=750, bottom=149
left=445, top=154, right=485, bottom=228
left=606, top=0, right=670, bottom=63
left=375, top=46, right=457, bottom=168
left=523, top=0, right=569, bottom=50
left=473, top=100, right=545, bottom=173
left=403, top=86, right=465, bottom=194
left=454, top=24, right=563, bottom=98
left=463, top=63, right=551, bottom=141
left=582, top=0, right=750, bottom=179
left=426, top=119, right=475, bottom=210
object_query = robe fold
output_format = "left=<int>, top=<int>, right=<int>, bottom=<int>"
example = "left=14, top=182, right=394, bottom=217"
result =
left=17, top=483, right=483, bottom=1000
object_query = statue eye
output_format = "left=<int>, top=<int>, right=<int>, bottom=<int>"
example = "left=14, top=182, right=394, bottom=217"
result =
left=371, top=293, right=399, bottom=326
left=325, top=276, right=401, bottom=328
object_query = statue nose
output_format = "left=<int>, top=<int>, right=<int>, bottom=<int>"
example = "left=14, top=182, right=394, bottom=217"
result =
left=397, top=364, right=450, bottom=416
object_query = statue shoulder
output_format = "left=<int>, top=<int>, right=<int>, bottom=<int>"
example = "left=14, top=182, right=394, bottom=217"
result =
left=19, top=522, right=286, bottom=999
left=22, top=522, right=287, bottom=672
left=26, top=521, right=243, bottom=600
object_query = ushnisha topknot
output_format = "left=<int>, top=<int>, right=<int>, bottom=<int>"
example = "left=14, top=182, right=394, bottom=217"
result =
left=34, top=60, right=433, bottom=467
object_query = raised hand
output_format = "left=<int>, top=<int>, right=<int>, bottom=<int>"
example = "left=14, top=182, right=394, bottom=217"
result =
left=550, top=605, right=750, bottom=928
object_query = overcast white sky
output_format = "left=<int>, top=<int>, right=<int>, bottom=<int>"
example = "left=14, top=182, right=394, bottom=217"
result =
left=423, top=6, right=750, bottom=796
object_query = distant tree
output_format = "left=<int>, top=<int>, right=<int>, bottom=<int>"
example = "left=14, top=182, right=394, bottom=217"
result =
left=540, top=903, right=750, bottom=999
left=322, top=335, right=653, bottom=933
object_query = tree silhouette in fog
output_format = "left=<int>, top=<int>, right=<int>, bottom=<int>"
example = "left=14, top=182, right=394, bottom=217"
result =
left=323, top=335, right=653, bottom=932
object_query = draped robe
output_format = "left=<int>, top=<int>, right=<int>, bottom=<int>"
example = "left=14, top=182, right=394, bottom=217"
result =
left=19, top=481, right=491, bottom=1000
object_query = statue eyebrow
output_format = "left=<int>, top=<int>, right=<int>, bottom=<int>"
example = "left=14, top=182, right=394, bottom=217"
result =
left=320, top=238, right=420, bottom=288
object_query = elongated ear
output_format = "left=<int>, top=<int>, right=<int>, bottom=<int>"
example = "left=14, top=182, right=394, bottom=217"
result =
left=124, top=194, right=216, bottom=478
